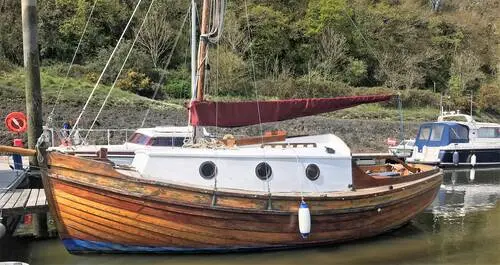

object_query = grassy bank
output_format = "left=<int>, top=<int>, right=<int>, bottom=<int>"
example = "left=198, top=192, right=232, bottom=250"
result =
left=0, top=69, right=182, bottom=112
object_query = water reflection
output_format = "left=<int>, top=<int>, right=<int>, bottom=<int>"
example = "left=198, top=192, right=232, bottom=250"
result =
left=433, top=168, right=500, bottom=219
left=1, top=168, right=500, bottom=265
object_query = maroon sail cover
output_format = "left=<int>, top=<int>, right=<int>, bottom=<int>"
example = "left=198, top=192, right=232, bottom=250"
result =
left=190, top=94, right=392, bottom=127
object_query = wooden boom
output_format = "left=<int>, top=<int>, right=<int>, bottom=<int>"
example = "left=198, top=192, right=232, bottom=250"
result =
left=0, top=145, right=37, bottom=156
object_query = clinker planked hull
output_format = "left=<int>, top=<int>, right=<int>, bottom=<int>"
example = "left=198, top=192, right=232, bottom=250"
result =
left=43, top=152, right=442, bottom=254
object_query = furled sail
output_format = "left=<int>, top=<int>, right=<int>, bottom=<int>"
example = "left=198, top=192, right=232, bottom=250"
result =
left=190, top=94, right=392, bottom=127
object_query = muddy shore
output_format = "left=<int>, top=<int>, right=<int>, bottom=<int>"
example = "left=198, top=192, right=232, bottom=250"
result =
left=0, top=100, right=420, bottom=152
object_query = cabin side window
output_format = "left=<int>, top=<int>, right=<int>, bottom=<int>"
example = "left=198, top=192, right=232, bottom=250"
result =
left=478, top=127, right=500, bottom=138
left=150, top=137, right=186, bottom=147
left=449, top=125, right=469, bottom=142
left=127, top=133, right=151, bottom=145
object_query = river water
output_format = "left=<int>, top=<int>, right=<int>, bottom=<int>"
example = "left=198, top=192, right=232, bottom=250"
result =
left=1, top=168, right=500, bottom=265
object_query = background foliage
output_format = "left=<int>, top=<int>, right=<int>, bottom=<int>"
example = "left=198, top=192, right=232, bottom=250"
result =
left=0, top=0, right=499, bottom=113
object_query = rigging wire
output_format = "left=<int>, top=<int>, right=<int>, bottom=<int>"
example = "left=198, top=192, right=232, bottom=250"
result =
left=46, top=0, right=99, bottom=127
left=241, top=0, right=270, bottom=197
left=69, top=0, right=144, bottom=140
left=140, top=6, right=191, bottom=128
left=84, top=0, right=158, bottom=142
left=243, top=0, right=264, bottom=143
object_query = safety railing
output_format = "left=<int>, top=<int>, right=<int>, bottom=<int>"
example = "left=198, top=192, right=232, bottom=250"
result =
left=44, top=127, right=136, bottom=147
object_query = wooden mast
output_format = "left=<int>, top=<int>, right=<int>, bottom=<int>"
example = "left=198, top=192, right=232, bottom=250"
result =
left=196, top=0, right=210, bottom=101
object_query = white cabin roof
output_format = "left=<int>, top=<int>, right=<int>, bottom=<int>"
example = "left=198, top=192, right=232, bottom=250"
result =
left=437, top=112, right=500, bottom=129
left=133, top=126, right=210, bottom=137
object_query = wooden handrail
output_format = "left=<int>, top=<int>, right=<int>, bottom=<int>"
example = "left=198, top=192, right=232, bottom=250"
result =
left=0, top=145, right=37, bottom=156
left=261, top=143, right=317, bottom=148
left=222, top=134, right=287, bottom=147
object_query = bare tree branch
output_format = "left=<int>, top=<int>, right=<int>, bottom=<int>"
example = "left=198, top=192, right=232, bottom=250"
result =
left=135, top=9, right=174, bottom=68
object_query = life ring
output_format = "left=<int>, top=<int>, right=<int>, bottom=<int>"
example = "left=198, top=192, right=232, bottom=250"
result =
left=5, top=112, right=28, bottom=133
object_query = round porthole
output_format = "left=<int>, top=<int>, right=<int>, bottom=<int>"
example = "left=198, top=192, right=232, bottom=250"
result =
left=305, top=164, right=320, bottom=181
left=255, top=162, right=272, bottom=180
left=199, top=161, right=217, bottom=179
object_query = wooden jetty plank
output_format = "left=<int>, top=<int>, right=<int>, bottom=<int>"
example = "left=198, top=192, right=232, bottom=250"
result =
left=36, top=189, right=46, bottom=206
left=3, top=189, right=23, bottom=209
left=0, top=190, right=15, bottom=209
left=0, top=189, right=48, bottom=216
left=0, top=189, right=49, bottom=216
left=26, top=188, right=39, bottom=207
left=13, top=189, right=32, bottom=208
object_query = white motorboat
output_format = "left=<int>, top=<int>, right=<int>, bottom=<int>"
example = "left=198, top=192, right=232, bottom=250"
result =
left=407, top=111, right=500, bottom=167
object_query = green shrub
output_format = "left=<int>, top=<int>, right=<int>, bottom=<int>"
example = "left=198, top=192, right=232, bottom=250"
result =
left=0, top=59, right=14, bottom=73
left=376, top=89, right=440, bottom=109
left=162, top=68, right=190, bottom=99
left=478, top=84, right=500, bottom=114
left=255, top=76, right=353, bottom=98
left=87, top=41, right=153, bottom=85
left=207, top=48, right=249, bottom=96
left=43, top=63, right=91, bottom=79
left=117, top=71, right=155, bottom=97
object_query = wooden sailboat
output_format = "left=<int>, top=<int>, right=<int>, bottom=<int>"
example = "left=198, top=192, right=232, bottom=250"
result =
left=2, top=0, right=443, bottom=254
left=41, top=151, right=441, bottom=253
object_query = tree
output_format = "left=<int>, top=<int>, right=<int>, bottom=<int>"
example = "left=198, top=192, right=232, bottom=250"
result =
left=244, top=4, right=290, bottom=76
left=304, top=0, right=350, bottom=35
left=316, top=27, right=348, bottom=78
left=135, top=8, right=174, bottom=68
left=221, top=8, right=248, bottom=54
left=0, top=1, right=22, bottom=64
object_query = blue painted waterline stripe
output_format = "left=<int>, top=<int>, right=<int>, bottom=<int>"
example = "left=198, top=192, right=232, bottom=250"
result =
left=63, top=239, right=289, bottom=254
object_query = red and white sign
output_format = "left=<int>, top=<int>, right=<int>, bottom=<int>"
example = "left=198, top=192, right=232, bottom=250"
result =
left=386, top=138, right=397, bottom=146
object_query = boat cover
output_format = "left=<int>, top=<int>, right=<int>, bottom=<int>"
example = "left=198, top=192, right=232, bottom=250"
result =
left=189, top=95, right=392, bottom=127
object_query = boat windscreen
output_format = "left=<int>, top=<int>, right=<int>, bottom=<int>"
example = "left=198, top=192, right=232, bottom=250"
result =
left=127, top=133, right=151, bottom=145
left=418, top=127, right=431, bottom=140
left=430, top=124, right=445, bottom=141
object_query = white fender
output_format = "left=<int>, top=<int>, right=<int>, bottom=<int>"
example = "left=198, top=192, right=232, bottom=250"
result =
left=470, top=154, right=477, bottom=167
left=298, top=201, right=311, bottom=238
left=0, top=222, right=5, bottom=239
left=452, top=151, right=459, bottom=166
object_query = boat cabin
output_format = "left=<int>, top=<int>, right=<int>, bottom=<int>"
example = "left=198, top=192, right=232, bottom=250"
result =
left=409, top=112, right=500, bottom=167
left=126, top=126, right=210, bottom=147
left=415, top=122, right=469, bottom=151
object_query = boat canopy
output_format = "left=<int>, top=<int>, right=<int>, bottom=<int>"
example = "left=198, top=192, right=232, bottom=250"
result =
left=415, top=122, right=469, bottom=152
left=189, top=95, right=392, bottom=127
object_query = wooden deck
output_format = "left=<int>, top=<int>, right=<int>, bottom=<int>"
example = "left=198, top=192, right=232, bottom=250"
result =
left=0, top=189, right=48, bottom=216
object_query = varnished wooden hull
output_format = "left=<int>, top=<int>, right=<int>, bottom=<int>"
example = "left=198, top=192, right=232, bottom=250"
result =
left=42, top=152, right=442, bottom=254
